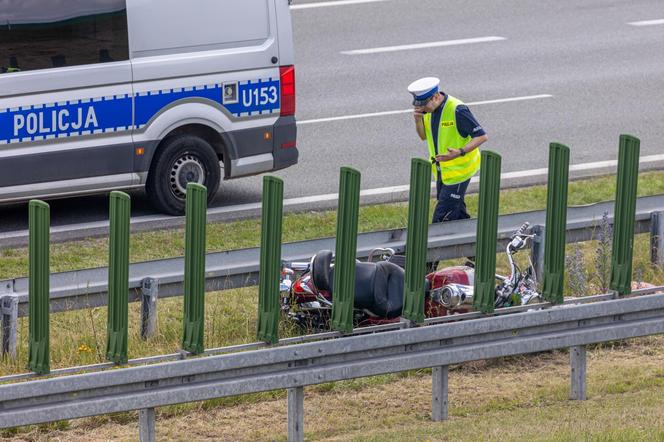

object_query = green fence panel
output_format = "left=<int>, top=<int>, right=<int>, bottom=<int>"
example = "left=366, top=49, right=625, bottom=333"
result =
left=401, top=158, right=431, bottom=324
left=257, top=176, right=284, bottom=344
left=331, top=167, right=361, bottom=333
left=473, top=151, right=501, bottom=314
left=182, top=183, right=207, bottom=354
left=542, top=143, right=570, bottom=304
left=106, top=191, right=130, bottom=364
left=28, top=200, right=50, bottom=375
left=610, top=134, right=640, bottom=295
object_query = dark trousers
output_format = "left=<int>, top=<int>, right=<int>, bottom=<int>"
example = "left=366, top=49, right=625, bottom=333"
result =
left=432, top=178, right=471, bottom=223
left=427, top=177, right=471, bottom=273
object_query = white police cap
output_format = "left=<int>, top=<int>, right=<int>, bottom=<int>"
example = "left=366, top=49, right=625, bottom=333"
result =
left=407, top=77, right=440, bottom=106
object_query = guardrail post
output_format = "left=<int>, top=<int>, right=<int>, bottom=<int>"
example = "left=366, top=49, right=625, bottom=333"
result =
left=257, top=176, right=284, bottom=344
left=182, top=183, right=207, bottom=354
left=288, top=386, right=304, bottom=442
left=530, top=224, right=545, bottom=285
left=140, top=278, right=159, bottom=340
left=402, top=158, right=431, bottom=324
left=542, top=143, right=569, bottom=304
left=106, top=191, right=130, bottom=364
left=1, top=294, right=19, bottom=359
left=570, top=345, right=587, bottom=400
left=610, top=135, right=640, bottom=295
left=331, top=167, right=361, bottom=333
left=432, top=365, right=449, bottom=421
left=651, top=211, right=664, bottom=266
left=139, top=408, right=156, bottom=442
left=28, top=200, right=50, bottom=375
left=473, top=151, right=501, bottom=314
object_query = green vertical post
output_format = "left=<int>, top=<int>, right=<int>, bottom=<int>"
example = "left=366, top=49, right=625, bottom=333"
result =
left=542, top=143, right=570, bottom=304
left=257, top=176, right=284, bottom=344
left=610, top=134, right=640, bottom=295
left=473, top=151, right=501, bottom=314
left=182, top=183, right=207, bottom=354
left=331, top=167, right=361, bottom=333
left=106, top=191, right=130, bottom=364
left=28, top=200, right=50, bottom=375
left=402, top=158, right=431, bottom=324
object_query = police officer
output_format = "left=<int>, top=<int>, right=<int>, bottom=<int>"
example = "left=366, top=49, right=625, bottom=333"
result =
left=408, top=77, right=487, bottom=224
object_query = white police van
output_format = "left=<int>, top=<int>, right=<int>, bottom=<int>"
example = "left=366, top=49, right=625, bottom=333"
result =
left=0, top=0, right=298, bottom=214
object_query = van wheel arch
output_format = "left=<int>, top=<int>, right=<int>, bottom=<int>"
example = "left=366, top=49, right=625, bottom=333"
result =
left=154, top=123, right=228, bottom=166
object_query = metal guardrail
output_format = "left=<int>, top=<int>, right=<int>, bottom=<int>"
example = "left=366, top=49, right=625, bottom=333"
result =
left=0, top=290, right=619, bottom=385
left=1, top=288, right=664, bottom=440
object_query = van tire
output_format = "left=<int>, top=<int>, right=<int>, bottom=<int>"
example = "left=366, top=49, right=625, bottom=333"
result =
left=146, top=135, right=221, bottom=215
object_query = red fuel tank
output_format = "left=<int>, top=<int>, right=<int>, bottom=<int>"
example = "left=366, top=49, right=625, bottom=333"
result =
left=427, top=265, right=474, bottom=289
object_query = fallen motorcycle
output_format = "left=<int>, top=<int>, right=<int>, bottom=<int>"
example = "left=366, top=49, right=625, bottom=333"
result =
left=280, top=222, right=542, bottom=331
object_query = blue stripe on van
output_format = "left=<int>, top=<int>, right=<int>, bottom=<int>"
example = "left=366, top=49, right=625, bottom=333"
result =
left=0, top=78, right=280, bottom=145
left=134, top=78, right=280, bottom=127
left=134, top=84, right=221, bottom=127
left=0, top=96, right=132, bottom=144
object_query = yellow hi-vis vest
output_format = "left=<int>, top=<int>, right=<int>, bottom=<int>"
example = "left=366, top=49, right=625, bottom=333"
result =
left=423, top=95, right=481, bottom=185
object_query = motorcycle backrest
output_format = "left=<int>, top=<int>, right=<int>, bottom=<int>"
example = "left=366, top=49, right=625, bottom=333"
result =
left=311, top=249, right=333, bottom=292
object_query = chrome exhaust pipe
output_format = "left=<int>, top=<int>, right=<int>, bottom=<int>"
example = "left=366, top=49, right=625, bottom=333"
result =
left=440, top=283, right=475, bottom=309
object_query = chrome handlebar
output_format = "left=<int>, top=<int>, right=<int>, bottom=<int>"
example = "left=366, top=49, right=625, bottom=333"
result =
left=506, top=222, right=535, bottom=286
left=511, top=222, right=530, bottom=239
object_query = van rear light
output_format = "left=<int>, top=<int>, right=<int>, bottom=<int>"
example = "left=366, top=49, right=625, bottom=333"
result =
left=280, top=65, right=296, bottom=117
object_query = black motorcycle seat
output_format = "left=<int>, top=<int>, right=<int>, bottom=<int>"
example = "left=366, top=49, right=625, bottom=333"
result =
left=311, top=250, right=405, bottom=318
left=344, top=262, right=380, bottom=311
left=362, top=261, right=405, bottom=318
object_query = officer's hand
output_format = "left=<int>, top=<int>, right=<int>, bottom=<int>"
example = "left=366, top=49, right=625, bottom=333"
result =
left=434, top=154, right=446, bottom=162
left=413, top=107, right=425, bottom=118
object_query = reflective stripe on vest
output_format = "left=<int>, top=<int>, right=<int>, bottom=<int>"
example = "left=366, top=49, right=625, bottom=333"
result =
left=423, top=95, right=481, bottom=185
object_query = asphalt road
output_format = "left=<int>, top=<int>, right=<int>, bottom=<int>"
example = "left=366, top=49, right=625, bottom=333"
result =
left=1, top=0, right=663, bottom=232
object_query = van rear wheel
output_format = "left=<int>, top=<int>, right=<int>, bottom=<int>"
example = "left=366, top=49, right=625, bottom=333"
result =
left=146, top=135, right=220, bottom=215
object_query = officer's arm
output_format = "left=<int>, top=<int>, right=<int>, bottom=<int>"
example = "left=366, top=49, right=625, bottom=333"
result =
left=413, top=111, right=426, bottom=140
left=436, top=135, right=488, bottom=161
left=462, top=134, right=487, bottom=154
left=456, top=106, right=488, bottom=155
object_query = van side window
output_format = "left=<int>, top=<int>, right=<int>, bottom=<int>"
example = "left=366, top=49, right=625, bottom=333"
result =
left=0, top=1, right=129, bottom=73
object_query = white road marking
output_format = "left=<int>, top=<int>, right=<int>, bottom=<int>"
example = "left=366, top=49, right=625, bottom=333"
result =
left=341, top=36, right=507, bottom=55
left=628, top=19, right=664, bottom=26
left=298, top=94, right=553, bottom=125
left=291, top=0, right=391, bottom=10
